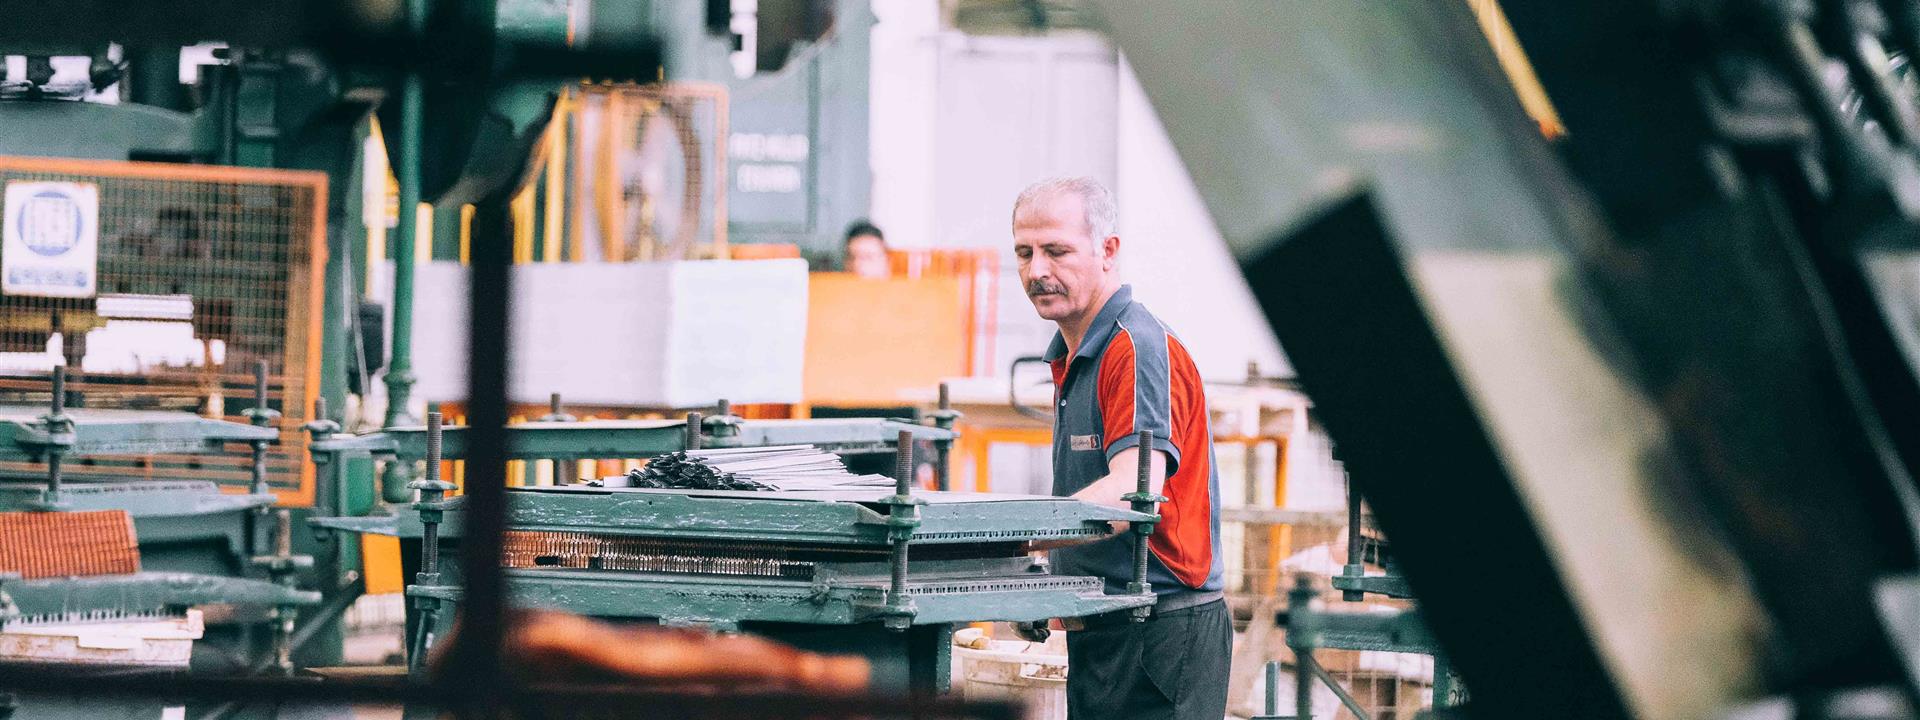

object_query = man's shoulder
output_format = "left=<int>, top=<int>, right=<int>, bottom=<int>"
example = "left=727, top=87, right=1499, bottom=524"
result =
left=1101, top=301, right=1172, bottom=358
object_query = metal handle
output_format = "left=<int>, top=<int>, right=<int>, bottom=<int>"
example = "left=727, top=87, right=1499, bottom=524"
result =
left=1009, top=355, right=1055, bottom=423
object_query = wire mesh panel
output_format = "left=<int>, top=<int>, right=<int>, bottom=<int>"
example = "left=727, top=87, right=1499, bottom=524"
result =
left=0, top=156, right=326, bottom=505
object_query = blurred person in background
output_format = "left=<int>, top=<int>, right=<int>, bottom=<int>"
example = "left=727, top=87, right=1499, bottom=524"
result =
left=843, top=219, right=891, bottom=279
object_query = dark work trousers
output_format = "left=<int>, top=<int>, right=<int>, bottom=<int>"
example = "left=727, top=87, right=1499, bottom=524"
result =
left=1066, top=600, right=1232, bottom=720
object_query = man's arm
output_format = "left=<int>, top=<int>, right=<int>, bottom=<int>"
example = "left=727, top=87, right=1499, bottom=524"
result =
left=1071, top=446, right=1169, bottom=535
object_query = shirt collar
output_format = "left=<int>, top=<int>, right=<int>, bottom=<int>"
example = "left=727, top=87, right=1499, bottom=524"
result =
left=1041, top=284, right=1134, bottom=363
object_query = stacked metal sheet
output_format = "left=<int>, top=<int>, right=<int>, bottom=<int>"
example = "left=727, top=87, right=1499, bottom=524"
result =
left=599, top=445, right=895, bottom=491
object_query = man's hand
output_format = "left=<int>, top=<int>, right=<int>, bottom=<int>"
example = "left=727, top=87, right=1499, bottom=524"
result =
left=1011, top=620, right=1052, bottom=643
left=1070, top=447, right=1170, bottom=534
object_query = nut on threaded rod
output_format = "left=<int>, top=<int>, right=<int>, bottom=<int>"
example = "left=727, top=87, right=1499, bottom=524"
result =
left=929, top=383, right=961, bottom=491
left=39, top=366, right=72, bottom=507
left=409, top=411, right=456, bottom=579
left=1121, top=429, right=1167, bottom=621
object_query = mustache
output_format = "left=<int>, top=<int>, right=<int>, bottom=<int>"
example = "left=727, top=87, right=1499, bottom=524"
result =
left=1026, top=280, right=1066, bottom=296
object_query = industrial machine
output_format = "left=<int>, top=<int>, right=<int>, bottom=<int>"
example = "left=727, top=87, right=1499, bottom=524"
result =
left=0, top=367, right=320, bottom=718
left=309, top=407, right=1165, bottom=694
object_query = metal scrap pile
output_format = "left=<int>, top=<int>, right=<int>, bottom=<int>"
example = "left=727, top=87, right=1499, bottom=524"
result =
left=596, top=445, right=895, bottom=491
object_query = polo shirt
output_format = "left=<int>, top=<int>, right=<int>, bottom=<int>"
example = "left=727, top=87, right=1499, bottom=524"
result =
left=1045, top=285, right=1224, bottom=598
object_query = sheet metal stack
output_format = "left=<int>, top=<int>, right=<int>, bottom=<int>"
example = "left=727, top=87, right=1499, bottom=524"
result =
left=604, top=445, right=895, bottom=491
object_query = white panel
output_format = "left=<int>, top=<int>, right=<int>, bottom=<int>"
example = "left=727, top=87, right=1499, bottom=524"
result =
left=408, top=259, right=808, bottom=407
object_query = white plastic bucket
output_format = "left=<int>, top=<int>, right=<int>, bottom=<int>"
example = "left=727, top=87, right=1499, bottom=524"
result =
left=953, top=639, right=1068, bottom=720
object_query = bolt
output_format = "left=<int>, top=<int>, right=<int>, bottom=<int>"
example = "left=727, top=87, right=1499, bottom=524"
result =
left=685, top=412, right=703, bottom=451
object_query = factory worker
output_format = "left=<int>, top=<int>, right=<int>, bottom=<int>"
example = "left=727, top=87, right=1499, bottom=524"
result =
left=1011, top=176, right=1229, bottom=720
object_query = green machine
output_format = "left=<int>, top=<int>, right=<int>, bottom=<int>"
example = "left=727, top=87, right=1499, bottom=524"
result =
left=0, top=368, right=321, bottom=718
left=312, top=411, right=1166, bottom=694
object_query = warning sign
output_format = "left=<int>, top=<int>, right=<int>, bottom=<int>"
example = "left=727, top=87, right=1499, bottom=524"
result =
left=2, top=181, right=99, bottom=298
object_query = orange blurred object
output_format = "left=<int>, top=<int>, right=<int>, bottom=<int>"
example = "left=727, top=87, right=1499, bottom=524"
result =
left=436, top=610, right=870, bottom=694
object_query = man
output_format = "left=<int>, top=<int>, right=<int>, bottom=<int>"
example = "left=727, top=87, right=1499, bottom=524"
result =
left=1011, top=176, right=1229, bottom=720
left=843, top=219, right=891, bottom=279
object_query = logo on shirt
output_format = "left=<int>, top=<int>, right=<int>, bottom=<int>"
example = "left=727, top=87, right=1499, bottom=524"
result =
left=1069, top=434, right=1101, bottom=452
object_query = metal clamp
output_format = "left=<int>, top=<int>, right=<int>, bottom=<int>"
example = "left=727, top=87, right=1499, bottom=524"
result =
left=30, top=367, right=74, bottom=510
left=243, top=360, right=282, bottom=499
left=539, top=393, right=576, bottom=484
left=1120, top=429, right=1167, bottom=621
left=248, top=509, right=314, bottom=675
left=927, top=382, right=963, bottom=491
left=406, top=411, right=458, bottom=672
left=703, top=398, right=743, bottom=439
left=876, top=430, right=926, bottom=630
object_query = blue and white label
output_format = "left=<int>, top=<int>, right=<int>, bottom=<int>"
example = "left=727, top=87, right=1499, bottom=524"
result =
left=3, top=181, right=99, bottom=298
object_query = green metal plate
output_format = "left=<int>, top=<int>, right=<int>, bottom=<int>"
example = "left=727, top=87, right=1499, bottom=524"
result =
left=509, top=487, right=1146, bottom=546
left=0, top=481, right=274, bottom=517
left=7, top=572, right=321, bottom=617
left=310, top=418, right=955, bottom=461
left=502, top=567, right=1152, bottom=625
left=1292, top=608, right=1440, bottom=655
left=0, top=407, right=278, bottom=459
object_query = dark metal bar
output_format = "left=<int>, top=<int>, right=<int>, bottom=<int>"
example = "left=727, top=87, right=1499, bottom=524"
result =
left=443, top=193, right=516, bottom=714
left=1303, top=653, right=1371, bottom=720
left=1126, top=429, right=1157, bottom=621
left=1265, top=660, right=1280, bottom=718
left=686, top=411, right=704, bottom=451
left=930, top=382, right=960, bottom=491
left=1342, top=474, right=1365, bottom=602
left=889, top=429, right=913, bottom=608
left=43, top=366, right=66, bottom=504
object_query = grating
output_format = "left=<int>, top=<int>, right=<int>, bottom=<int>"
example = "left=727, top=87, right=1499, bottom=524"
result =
left=0, top=509, right=139, bottom=579
left=0, top=157, right=325, bottom=505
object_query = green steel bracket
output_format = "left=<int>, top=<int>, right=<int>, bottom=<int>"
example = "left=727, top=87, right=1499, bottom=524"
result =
left=315, top=488, right=1140, bottom=544
left=503, top=568, right=1152, bottom=626
left=506, top=487, right=1148, bottom=546
left=8, top=572, right=322, bottom=617
left=0, top=407, right=278, bottom=460
left=1286, top=603, right=1441, bottom=656
left=0, top=481, right=275, bottom=517
left=1330, top=571, right=1416, bottom=600
left=312, top=418, right=956, bottom=464
left=309, top=502, right=465, bottom=539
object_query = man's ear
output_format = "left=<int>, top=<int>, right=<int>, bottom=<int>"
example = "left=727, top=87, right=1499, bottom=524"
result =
left=1102, top=234, right=1121, bottom=271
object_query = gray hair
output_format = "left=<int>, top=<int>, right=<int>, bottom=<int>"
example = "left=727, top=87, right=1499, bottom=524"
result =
left=1012, top=176, right=1117, bottom=243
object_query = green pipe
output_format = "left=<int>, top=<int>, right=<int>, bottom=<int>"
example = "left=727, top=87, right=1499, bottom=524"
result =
left=382, top=0, right=428, bottom=504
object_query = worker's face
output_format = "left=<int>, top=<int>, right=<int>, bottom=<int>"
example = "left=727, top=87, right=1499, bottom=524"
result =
left=846, top=234, right=890, bottom=279
left=1013, top=193, right=1117, bottom=323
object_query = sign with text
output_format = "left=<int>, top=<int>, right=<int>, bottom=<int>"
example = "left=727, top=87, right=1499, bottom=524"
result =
left=2, top=181, right=99, bottom=298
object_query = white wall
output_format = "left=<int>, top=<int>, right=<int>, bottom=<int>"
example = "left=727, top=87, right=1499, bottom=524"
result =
left=1114, top=57, right=1291, bottom=380
left=868, top=5, right=1290, bottom=381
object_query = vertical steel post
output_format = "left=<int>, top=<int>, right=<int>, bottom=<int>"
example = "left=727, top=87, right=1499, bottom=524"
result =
left=685, top=412, right=703, bottom=451
left=1265, top=660, right=1281, bottom=718
left=248, top=360, right=275, bottom=497
left=929, top=382, right=961, bottom=491
left=42, top=367, right=67, bottom=505
left=406, top=410, right=456, bottom=673
left=383, top=0, right=428, bottom=431
left=538, top=393, right=576, bottom=485
left=880, top=429, right=924, bottom=631
left=1342, top=472, right=1366, bottom=602
left=1123, top=430, right=1164, bottom=621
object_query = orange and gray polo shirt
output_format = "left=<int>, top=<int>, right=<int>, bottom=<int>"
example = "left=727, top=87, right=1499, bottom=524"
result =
left=1045, top=284, right=1224, bottom=599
